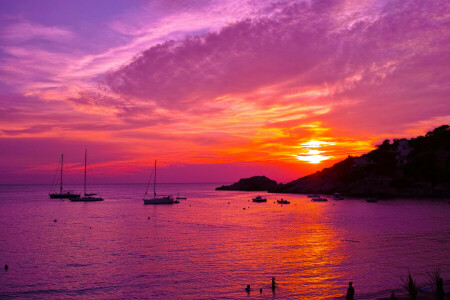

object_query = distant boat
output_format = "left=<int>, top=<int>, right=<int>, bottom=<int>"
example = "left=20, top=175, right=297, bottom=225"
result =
left=252, top=195, right=267, bottom=202
left=176, top=192, right=187, bottom=200
left=70, top=150, right=104, bottom=202
left=365, top=198, right=379, bottom=203
left=311, top=197, right=328, bottom=202
left=143, top=160, right=176, bottom=204
left=277, top=198, right=290, bottom=204
left=49, top=154, right=80, bottom=199
left=307, top=194, right=320, bottom=198
left=333, top=193, right=344, bottom=200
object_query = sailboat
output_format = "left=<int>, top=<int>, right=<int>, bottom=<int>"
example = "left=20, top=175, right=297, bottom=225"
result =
left=143, top=160, right=176, bottom=204
left=49, top=154, right=80, bottom=199
left=176, top=192, right=187, bottom=200
left=70, top=150, right=104, bottom=202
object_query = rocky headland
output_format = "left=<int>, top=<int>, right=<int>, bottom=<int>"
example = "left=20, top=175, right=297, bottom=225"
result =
left=217, top=125, right=450, bottom=198
left=215, top=176, right=278, bottom=191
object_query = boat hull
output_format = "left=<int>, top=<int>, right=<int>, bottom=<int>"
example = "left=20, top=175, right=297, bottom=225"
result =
left=70, top=197, right=104, bottom=202
left=49, top=193, right=80, bottom=199
left=143, top=197, right=175, bottom=204
left=252, top=196, right=267, bottom=202
left=277, top=200, right=290, bottom=204
left=311, top=198, right=328, bottom=202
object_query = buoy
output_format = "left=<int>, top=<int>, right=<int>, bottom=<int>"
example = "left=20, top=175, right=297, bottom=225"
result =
left=53, top=219, right=57, bottom=222
left=260, top=288, right=262, bottom=293
left=243, top=208, right=245, bottom=210
left=89, top=227, right=92, bottom=229
left=148, top=217, right=150, bottom=220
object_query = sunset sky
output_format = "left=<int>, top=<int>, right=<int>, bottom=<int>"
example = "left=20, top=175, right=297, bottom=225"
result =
left=0, top=0, right=449, bottom=184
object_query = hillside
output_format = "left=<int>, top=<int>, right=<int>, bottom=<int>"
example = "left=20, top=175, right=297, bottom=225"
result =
left=271, top=125, right=450, bottom=197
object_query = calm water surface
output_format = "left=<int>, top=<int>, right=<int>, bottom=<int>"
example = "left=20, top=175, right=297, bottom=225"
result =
left=0, top=183, right=449, bottom=299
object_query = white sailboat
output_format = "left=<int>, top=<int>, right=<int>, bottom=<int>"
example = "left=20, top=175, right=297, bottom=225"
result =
left=143, top=160, right=176, bottom=204
left=70, top=150, right=104, bottom=202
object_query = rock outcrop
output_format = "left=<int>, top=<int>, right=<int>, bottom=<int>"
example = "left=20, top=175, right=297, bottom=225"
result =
left=216, top=176, right=278, bottom=191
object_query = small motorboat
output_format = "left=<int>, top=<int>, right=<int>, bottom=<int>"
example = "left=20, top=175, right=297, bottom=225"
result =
left=252, top=195, right=267, bottom=202
left=277, top=198, right=290, bottom=204
left=311, top=197, right=328, bottom=202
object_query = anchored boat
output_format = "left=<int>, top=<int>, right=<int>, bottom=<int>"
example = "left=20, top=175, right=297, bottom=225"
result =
left=49, top=154, right=80, bottom=199
left=143, top=160, right=176, bottom=204
left=252, top=195, right=267, bottom=202
left=277, top=198, right=290, bottom=204
left=311, top=197, right=328, bottom=202
left=70, top=150, right=104, bottom=202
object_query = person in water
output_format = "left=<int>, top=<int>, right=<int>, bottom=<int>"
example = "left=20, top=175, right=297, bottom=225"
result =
left=346, top=282, right=355, bottom=300
left=271, top=277, right=276, bottom=290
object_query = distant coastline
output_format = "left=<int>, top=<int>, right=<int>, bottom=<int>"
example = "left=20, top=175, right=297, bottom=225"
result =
left=217, top=125, right=450, bottom=198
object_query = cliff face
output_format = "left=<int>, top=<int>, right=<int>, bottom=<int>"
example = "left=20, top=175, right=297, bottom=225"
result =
left=216, top=176, right=278, bottom=191
left=271, top=125, right=450, bottom=197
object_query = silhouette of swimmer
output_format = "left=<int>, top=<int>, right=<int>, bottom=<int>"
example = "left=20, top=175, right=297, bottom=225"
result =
left=4, top=264, right=8, bottom=271
left=260, top=288, right=262, bottom=293
left=245, top=284, right=250, bottom=294
left=345, top=282, right=355, bottom=300
left=271, top=277, right=276, bottom=290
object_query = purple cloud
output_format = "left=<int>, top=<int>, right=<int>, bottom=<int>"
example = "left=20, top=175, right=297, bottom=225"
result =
left=104, top=0, right=449, bottom=126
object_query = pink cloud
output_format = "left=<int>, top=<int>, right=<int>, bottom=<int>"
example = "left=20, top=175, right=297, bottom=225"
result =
left=0, top=18, right=73, bottom=43
left=105, top=4, right=335, bottom=108
left=104, top=0, right=449, bottom=124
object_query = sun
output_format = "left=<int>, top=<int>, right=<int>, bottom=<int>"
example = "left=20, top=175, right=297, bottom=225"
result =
left=294, top=150, right=332, bottom=164
left=294, top=140, right=335, bottom=164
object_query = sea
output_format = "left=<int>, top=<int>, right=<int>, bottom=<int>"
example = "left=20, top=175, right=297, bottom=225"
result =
left=0, top=183, right=449, bottom=299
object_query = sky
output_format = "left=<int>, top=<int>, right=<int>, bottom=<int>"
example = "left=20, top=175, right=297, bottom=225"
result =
left=0, top=0, right=449, bottom=184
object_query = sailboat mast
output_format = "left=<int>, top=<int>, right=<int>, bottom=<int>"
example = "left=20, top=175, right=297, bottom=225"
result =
left=154, top=160, right=157, bottom=198
left=60, top=154, right=63, bottom=194
left=84, top=149, right=87, bottom=196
